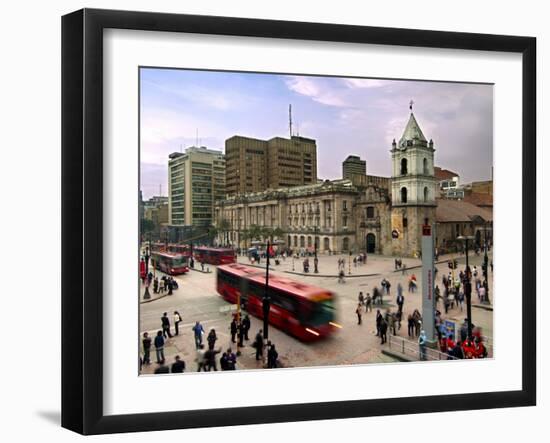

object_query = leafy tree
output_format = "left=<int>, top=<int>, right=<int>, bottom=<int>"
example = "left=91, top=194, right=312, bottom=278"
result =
left=140, top=218, right=155, bottom=235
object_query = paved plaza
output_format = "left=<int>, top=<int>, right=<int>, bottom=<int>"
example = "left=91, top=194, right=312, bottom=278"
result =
left=139, top=251, right=493, bottom=375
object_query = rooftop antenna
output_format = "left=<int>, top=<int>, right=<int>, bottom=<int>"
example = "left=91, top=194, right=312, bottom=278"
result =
left=289, top=104, right=293, bottom=138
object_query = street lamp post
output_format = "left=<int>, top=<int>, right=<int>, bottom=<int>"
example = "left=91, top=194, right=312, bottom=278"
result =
left=482, top=222, right=491, bottom=305
left=313, top=226, right=319, bottom=273
left=263, top=239, right=271, bottom=353
left=144, top=242, right=150, bottom=276
left=457, top=235, right=474, bottom=340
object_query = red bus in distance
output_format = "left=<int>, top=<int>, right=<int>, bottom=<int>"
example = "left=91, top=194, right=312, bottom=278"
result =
left=194, top=247, right=236, bottom=265
left=151, top=251, right=189, bottom=275
left=216, top=263, right=338, bottom=341
left=166, top=244, right=190, bottom=256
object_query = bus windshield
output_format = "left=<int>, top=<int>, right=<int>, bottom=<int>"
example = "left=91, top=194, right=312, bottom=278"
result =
left=172, top=256, right=187, bottom=267
left=303, top=297, right=335, bottom=326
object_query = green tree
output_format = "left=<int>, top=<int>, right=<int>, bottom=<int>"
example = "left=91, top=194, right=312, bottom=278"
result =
left=140, top=218, right=155, bottom=235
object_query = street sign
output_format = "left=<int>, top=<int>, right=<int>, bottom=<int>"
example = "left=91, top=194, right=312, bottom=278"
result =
left=422, top=224, right=436, bottom=343
left=391, top=229, right=399, bottom=239
left=444, top=320, right=456, bottom=339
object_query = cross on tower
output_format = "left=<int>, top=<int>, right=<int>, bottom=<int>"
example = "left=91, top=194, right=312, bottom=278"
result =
left=409, top=99, right=414, bottom=111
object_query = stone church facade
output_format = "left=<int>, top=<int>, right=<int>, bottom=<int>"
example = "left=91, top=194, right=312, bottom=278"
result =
left=215, top=110, right=481, bottom=257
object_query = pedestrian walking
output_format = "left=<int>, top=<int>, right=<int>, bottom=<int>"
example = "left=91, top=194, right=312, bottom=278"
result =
left=153, top=277, right=159, bottom=294
left=254, top=329, right=264, bottom=361
left=173, top=310, right=182, bottom=335
left=396, top=293, right=405, bottom=314
left=267, top=343, right=279, bottom=368
left=380, top=318, right=388, bottom=344
left=356, top=303, right=364, bottom=325
left=192, top=321, right=205, bottom=349
left=375, top=309, right=383, bottom=336
left=242, top=314, right=251, bottom=340
left=204, top=348, right=222, bottom=371
left=207, top=328, right=218, bottom=350
left=407, top=314, right=415, bottom=337
left=142, top=332, right=151, bottom=365
left=225, top=348, right=237, bottom=370
left=358, top=291, right=365, bottom=306
left=161, top=312, right=172, bottom=338
left=171, top=355, right=186, bottom=373
left=230, top=318, right=238, bottom=343
left=365, top=293, right=372, bottom=312
left=195, top=347, right=206, bottom=371
left=154, top=330, right=165, bottom=364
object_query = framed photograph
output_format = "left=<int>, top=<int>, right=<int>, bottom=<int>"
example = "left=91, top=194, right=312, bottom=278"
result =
left=62, top=8, right=536, bottom=435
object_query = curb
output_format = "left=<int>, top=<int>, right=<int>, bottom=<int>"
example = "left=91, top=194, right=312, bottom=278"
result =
left=381, top=349, right=413, bottom=362
left=189, top=268, right=213, bottom=274
left=284, top=270, right=381, bottom=278
left=140, top=293, right=169, bottom=304
left=472, top=303, right=493, bottom=311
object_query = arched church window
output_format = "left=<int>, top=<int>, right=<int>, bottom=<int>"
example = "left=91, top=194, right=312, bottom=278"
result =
left=424, top=186, right=429, bottom=202
left=423, top=158, right=429, bottom=175
left=400, top=158, right=408, bottom=175
left=400, top=187, right=408, bottom=204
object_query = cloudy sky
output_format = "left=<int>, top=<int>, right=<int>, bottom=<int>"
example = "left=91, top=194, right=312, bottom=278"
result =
left=140, top=68, right=493, bottom=199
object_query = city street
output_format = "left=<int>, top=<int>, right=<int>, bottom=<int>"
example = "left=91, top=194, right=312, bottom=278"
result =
left=139, top=250, right=493, bottom=374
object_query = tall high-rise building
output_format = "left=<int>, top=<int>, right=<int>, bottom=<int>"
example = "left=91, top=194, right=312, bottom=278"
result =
left=342, top=155, right=367, bottom=179
left=225, top=135, right=317, bottom=196
left=168, top=146, right=226, bottom=228
left=342, top=154, right=368, bottom=187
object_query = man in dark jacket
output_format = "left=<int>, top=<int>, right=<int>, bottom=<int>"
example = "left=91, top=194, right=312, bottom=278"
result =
left=142, top=332, right=151, bottom=365
left=161, top=312, right=172, bottom=338
left=396, top=293, right=405, bottom=313
left=154, top=331, right=165, bottom=364
left=171, top=355, right=185, bottom=373
left=375, top=310, right=383, bottom=336
left=204, top=348, right=222, bottom=371
left=254, top=330, right=264, bottom=361
left=379, top=318, right=388, bottom=344
left=230, top=319, right=238, bottom=343
left=242, top=315, right=251, bottom=340
left=267, top=342, right=279, bottom=369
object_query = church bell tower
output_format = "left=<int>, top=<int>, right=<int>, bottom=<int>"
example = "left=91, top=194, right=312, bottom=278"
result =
left=390, top=102, right=437, bottom=257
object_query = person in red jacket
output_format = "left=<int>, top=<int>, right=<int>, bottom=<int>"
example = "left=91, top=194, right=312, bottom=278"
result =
left=462, top=339, right=476, bottom=359
left=473, top=337, right=488, bottom=358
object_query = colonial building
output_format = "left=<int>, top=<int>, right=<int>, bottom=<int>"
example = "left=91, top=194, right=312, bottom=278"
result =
left=215, top=179, right=359, bottom=253
left=214, top=108, right=491, bottom=257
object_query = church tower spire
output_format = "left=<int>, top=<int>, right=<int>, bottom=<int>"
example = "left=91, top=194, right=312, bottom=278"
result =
left=390, top=103, right=437, bottom=256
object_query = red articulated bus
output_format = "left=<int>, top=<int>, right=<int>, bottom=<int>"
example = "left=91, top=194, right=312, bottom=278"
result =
left=166, top=243, right=191, bottom=256
left=151, top=251, right=189, bottom=275
left=216, top=263, right=338, bottom=341
left=194, top=246, right=236, bottom=265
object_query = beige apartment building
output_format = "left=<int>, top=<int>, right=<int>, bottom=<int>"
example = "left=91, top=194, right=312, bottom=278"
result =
left=225, top=135, right=317, bottom=196
left=168, top=146, right=225, bottom=228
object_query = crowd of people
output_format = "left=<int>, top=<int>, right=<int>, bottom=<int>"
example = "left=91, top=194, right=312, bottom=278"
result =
left=140, top=311, right=282, bottom=374
left=353, top=266, right=490, bottom=361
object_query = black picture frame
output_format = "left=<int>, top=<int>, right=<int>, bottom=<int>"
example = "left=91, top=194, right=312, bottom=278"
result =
left=62, top=8, right=536, bottom=435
